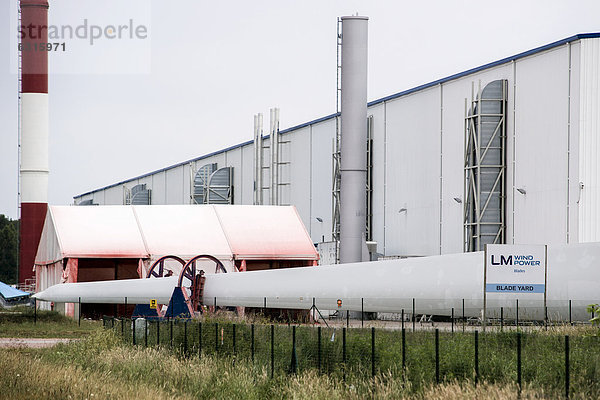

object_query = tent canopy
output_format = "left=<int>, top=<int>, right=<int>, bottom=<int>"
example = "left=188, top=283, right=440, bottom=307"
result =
left=35, top=205, right=318, bottom=266
left=215, top=206, right=318, bottom=260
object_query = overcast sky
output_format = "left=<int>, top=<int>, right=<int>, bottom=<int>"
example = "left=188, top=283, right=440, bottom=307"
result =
left=1, top=0, right=599, bottom=219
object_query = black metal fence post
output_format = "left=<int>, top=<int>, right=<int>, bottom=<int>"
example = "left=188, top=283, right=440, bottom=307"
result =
left=413, top=298, right=416, bottom=332
left=565, top=335, right=570, bottom=399
left=121, top=318, right=124, bottom=336
left=215, top=322, right=219, bottom=354
left=170, top=319, right=173, bottom=347
left=270, top=324, right=275, bottom=378
left=569, top=300, right=572, bottom=325
left=451, top=308, right=454, bottom=333
left=184, top=320, right=188, bottom=354
left=317, top=326, right=322, bottom=372
left=435, top=328, right=440, bottom=384
left=501, top=307, right=504, bottom=332
left=232, top=323, right=236, bottom=356
left=516, top=299, right=519, bottom=329
left=157, top=320, right=160, bottom=346
left=401, top=309, right=404, bottom=330
left=346, top=310, right=349, bottom=328
left=342, top=327, right=347, bottom=382
left=517, top=332, right=522, bottom=394
left=290, top=325, right=297, bottom=374
left=198, top=321, right=202, bottom=358
left=371, top=327, right=376, bottom=378
left=251, top=324, right=255, bottom=362
left=462, top=298, right=465, bottom=332
left=474, top=330, right=479, bottom=386
left=361, top=298, right=364, bottom=328
left=402, top=328, right=406, bottom=372
left=78, top=297, right=81, bottom=327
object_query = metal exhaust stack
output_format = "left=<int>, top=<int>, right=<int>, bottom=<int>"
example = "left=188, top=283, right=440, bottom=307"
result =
left=253, top=113, right=263, bottom=205
left=339, top=16, right=368, bottom=264
left=19, top=0, right=50, bottom=285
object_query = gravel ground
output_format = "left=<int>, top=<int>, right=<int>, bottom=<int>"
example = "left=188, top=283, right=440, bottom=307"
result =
left=0, top=338, right=76, bottom=348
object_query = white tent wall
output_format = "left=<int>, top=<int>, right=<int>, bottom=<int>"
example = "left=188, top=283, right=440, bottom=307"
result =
left=72, top=35, right=600, bottom=258
left=35, top=261, right=62, bottom=310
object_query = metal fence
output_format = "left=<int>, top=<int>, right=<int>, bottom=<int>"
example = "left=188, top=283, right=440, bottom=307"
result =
left=103, top=315, right=600, bottom=397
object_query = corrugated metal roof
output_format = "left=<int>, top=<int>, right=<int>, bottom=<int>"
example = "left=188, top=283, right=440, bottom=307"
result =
left=75, top=33, right=600, bottom=199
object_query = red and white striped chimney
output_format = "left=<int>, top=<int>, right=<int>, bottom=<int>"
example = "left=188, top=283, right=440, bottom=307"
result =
left=19, top=0, right=49, bottom=285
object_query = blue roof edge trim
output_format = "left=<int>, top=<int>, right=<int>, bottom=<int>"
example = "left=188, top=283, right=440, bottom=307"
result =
left=368, top=32, right=600, bottom=106
left=75, top=32, right=600, bottom=199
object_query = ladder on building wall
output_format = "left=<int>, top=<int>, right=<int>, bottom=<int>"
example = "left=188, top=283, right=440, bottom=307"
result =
left=277, top=136, right=291, bottom=206
left=332, top=17, right=343, bottom=262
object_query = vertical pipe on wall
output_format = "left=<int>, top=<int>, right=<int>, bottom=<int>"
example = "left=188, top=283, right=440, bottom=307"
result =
left=19, top=0, right=50, bottom=285
left=270, top=108, right=280, bottom=206
left=339, top=15, right=368, bottom=264
left=253, top=115, right=258, bottom=204
left=253, top=113, right=263, bottom=205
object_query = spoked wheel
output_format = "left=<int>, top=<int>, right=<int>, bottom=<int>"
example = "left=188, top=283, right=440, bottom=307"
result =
left=179, top=255, right=227, bottom=314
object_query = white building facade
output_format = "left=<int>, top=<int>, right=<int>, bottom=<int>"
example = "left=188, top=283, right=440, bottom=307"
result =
left=74, top=34, right=600, bottom=258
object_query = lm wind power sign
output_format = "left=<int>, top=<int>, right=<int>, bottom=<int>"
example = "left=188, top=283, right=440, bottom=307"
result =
left=485, top=245, right=546, bottom=294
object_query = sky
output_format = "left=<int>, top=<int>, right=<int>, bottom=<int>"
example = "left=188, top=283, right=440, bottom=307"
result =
left=1, top=0, right=599, bottom=219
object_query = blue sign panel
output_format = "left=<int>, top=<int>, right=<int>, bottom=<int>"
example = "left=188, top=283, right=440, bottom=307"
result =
left=485, top=284, right=545, bottom=293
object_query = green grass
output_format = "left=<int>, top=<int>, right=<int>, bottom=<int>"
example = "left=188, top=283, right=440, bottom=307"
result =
left=2, top=308, right=599, bottom=398
left=105, top=317, right=600, bottom=398
left=0, top=306, right=101, bottom=338
left=0, top=329, right=583, bottom=399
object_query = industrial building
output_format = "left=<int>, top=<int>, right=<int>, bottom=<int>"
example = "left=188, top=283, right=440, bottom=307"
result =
left=74, top=33, right=600, bottom=259
left=25, top=11, right=600, bottom=324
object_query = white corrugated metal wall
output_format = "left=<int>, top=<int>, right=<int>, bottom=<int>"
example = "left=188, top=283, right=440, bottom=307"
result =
left=579, top=38, right=600, bottom=242
left=74, top=37, right=600, bottom=258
